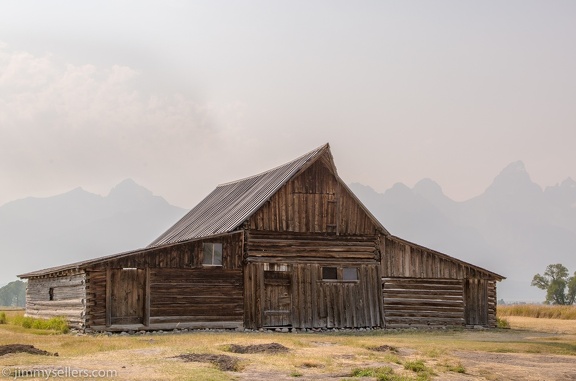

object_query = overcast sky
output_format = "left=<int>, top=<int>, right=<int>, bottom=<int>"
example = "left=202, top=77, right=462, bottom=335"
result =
left=1, top=1, right=575, bottom=208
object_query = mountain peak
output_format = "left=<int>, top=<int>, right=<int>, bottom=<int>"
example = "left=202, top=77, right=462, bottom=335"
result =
left=485, top=160, right=542, bottom=197
left=502, top=160, right=527, bottom=174
left=108, top=179, right=152, bottom=198
left=561, top=177, right=576, bottom=188
left=413, top=178, right=444, bottom=197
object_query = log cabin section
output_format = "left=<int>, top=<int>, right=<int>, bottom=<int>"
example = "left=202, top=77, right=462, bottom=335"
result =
left=19, top=143, right=504, bottom=332
left=25, top=271, right=86, bottom=328
left=381, top=235, right=503, bottom=328
left=22, top=232, right=244, bottom=331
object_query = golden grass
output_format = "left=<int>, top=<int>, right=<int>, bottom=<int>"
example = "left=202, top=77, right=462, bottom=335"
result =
left=1, top=308, right=575, bottom=380
left=505, top=316, right=576, bottom=335
left=498, top=304, right=576, bottom=319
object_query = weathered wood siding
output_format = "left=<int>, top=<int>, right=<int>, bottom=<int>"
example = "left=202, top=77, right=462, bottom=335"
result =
left=244, top=230, right=382, bottom=329
left=382, top=236, right=491, bottom=279
left=464, top=279, right=497, bottom=327
left=488, top=281, right=497, bottom=327
left=244, top=262, right=381, bottom=329
left=86, top=233, right=243, bottom=271
left=148, top=268, right=243, bottom=325
left=249, top=158, right=379, bottom=235
left=247, top=230, right=379, bottom=261
left=85, top=233, right=244, bottom=331
left=381, top=236, right=500, bottom=328
left=382, top=278, right=464, bottom=328
left=85, top=270, right=106, bottom=329
left=25, top=272, right=86, bottom=328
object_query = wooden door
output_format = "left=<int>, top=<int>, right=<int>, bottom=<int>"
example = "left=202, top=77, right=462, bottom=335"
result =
left=263, top=271, right=292, bottom=327
left=464, top=279, right=488, bottom=326
left=110, top=269, right=145, bottom=325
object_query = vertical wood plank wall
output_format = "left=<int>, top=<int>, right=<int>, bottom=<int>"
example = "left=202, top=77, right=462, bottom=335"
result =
left=244, top=262, right=381, bottom=329
left=249, top=159, right=378, bottom=236
left=25, top=273, right=86, bottom=328
left=245, top=230, right=382, bottom=329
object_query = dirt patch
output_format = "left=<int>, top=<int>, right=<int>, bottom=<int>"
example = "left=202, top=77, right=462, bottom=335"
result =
left=370, top=344, right=398, bottom=353
left=173, top=353, right=240, bottom=371
left=453, top=350, right=576, bottom=381
left=227, top=342, right=289, bottom=354
left=0, top=344, right=57, bottom=357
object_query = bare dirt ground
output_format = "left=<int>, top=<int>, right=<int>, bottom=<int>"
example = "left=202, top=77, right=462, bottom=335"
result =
left=0, top=344, right=57, bottom=357
left=452, top=351, right=576, bottom=381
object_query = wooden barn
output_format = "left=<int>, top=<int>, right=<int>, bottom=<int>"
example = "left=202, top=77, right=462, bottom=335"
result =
left=19, top=144, right=504, bottom=332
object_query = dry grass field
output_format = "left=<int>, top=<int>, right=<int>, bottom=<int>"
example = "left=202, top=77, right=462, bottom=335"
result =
left=1, top=309, right=575, bottom=381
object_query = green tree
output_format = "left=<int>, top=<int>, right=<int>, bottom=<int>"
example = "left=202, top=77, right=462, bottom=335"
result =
left=531, top=264, right=576, bottom=305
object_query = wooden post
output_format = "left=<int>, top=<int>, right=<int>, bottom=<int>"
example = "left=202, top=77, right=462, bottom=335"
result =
left=105, top=267, right=111, bottom=327
left=144, top=267, right=151, bottom=327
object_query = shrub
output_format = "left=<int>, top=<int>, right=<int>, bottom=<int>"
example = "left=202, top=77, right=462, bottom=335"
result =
left=0, top=312, right=6, bottom=324
left=441, top=360, right=466, bottom=374
left=496, top=316, right=511, bottom=329
left=403, top=360, right=434, bottom=381
left=403, top=360, right=427, bottom=373
left=11, top=315, right=69, bottom=333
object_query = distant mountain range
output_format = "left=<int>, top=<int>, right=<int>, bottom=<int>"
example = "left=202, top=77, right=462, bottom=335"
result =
left=350, top=161, right=576, bottom=302
left=0, top=179, right=186, bottom=285
left=1, top=163, right=574, bottom=302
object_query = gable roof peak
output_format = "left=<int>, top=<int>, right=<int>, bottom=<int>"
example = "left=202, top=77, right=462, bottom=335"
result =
left=148, top=143, right=332, bottom=246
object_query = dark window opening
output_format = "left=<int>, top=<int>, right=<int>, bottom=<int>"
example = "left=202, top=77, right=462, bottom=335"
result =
left=322, top=267, right=338, bottom=280
left=49, top=287, right=54, bottom=301
left=203, top=243, right=223, bottom=266
left=321, top=266, right=360, bottom=282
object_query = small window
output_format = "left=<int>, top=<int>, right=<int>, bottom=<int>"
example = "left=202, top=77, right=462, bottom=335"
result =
left=322, top=267, right=338, bottom=280
left=321, top=266, right=360, bottom=282
left=343, top=267, right=358, bottom=281
left=203, top=243, right=223, bottom=266
left=49, top=288, right=54, bottom=301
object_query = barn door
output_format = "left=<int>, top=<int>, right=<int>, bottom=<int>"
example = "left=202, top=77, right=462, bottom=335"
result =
left=464, top=279, right=488, bottom=326
left=110, top=268, right=145, bottom=325
left=263, top=271, right=292, bottom=327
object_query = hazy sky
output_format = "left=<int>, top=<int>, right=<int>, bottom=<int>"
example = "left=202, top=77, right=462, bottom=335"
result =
left=2, top=1, right=575, bottom=208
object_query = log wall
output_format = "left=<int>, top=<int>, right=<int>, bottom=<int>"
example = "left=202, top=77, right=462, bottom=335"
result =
left=249, top=159, right=378, bottom=235
left=382, top=278, right=464, bottom=328
left=25, top=272, right=86, bottom=328
left=148, top=267, right=243, bottom=324
left=488, top=281, right=497, bottom=327
left=246, top=230, right=379, bottom=261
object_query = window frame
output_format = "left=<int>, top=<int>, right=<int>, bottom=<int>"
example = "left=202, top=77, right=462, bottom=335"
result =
left=202, top=242, right=223, bottom=267
left=320, top=266, right=359, bottom=283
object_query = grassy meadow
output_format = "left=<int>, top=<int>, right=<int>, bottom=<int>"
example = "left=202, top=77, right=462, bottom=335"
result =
left=498, top=303, right=576, bottom=320
left=0, top=308, right=575, bottom=380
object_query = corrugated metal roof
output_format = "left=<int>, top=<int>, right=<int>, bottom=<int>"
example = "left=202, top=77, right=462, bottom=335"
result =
left=148, top=143, right=330, bottom=247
